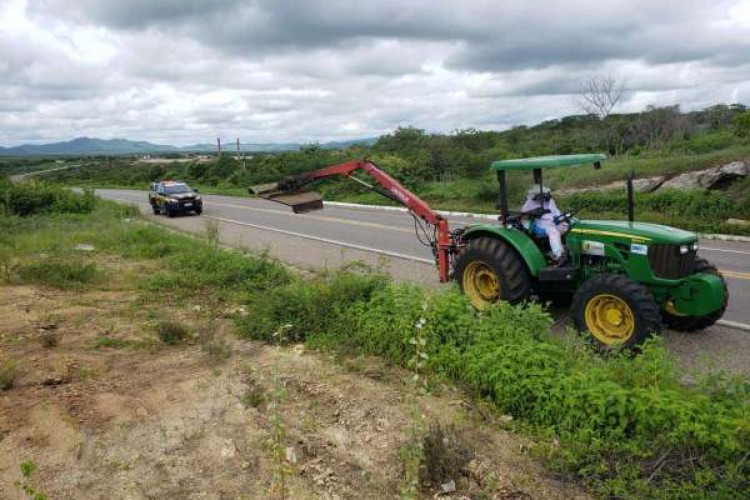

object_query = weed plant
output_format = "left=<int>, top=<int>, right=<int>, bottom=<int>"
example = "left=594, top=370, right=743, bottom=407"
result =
left=17, top=259, right=99, bottom=289
left=155, top=321, right=189, bottom=345
left=16, top=460, right=47, bottom=500
left=0, top=358, right=17, bottom=391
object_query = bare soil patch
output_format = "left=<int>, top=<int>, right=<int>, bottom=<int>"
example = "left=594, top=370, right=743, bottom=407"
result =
left=0, top=260, right=587, bottom=499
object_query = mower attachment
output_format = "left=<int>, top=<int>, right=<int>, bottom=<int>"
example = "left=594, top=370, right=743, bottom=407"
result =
left=249, top=182, right=324, bottom=214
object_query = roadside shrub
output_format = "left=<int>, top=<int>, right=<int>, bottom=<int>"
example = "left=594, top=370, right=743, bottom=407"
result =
left=40, top=330, right=59, bottom=348
left=0, top=183, right=96, bottom=216
left=0, top=358, right=17, bottom=390
left=237, top=270, right=388, bottom=343
left=17, top=258, right=99, bottom=288
left=240, top=384, right=267, bottom=408
left=162, top=246, right=290, bottom=291
left=155, top=320, right=189, bottom=345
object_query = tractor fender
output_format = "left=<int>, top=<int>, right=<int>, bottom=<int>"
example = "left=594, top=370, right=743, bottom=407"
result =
left=461, top=225, right=547, bottom=277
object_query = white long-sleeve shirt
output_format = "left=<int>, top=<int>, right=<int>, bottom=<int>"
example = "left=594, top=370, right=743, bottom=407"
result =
left=521, top=197, right=561, bottom=221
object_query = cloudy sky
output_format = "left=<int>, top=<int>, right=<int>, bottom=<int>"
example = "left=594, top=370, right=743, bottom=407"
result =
left=1, top=0, right=750, bottom=146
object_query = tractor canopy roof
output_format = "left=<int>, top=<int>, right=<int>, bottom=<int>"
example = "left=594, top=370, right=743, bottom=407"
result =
left=490, top=153, right=607, bottom=171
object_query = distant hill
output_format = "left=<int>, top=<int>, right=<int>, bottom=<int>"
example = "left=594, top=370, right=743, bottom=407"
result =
left=0, top=136, right=378, bottom=156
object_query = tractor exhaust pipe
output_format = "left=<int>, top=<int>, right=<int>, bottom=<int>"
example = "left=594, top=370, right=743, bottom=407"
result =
left=626, top=170, right=635, bottom=223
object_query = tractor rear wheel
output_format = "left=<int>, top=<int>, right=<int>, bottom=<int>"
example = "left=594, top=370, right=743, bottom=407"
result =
left=662, top=258, right=728, bottom=332
left=571, top=274, right=661, bottom=350
left=455, top=237, right=530, bottom=310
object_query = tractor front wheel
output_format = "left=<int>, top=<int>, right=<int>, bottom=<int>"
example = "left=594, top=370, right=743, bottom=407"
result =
left=662, top=258, right=728, bottom=332
left=571, top=274, right=661, bottom=350
left=455, top=237, right=530, bottom=310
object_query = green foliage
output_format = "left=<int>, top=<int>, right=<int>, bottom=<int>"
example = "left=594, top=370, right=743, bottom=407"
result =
left=144, top=245, right=291, bottom=298
left=735, top=110, right=750, bottom=137
left=17, top=258, right=99, bottom=289
left=20, top=460, right=36, bottom=478
left=17, top=460, right=47, bottom=500
left=241, top=273, right=750, bottom=498
left=0, top=182, right=96, bottom=216
left=681, top=130, right=739, bottom=154
left=236, top=270, right=388, bottom=344
left=155, top=320, right=189, bottom=345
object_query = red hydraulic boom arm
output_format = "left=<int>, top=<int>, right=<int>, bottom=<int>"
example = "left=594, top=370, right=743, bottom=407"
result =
left=250, top=159, right=461, bottom=282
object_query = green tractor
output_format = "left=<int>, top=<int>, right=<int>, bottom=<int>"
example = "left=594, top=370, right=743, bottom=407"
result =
left=456, top=154, right=728, bottom=348
left=251, top=155, right=728, bottom=350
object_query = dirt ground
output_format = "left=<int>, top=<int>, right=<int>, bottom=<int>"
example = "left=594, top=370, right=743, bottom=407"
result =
left=0, top=266, right=589, bottom=499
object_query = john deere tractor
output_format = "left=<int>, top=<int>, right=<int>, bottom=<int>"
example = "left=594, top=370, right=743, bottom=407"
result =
left=251, top=155, right=728, bottom=349
left=456, top=154, right=728, bottom=348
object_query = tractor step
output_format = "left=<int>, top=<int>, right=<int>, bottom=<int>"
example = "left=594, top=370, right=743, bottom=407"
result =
left=538, top=266, right=578, bottom=282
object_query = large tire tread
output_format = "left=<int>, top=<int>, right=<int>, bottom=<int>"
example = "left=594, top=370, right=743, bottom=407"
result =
left=455, top=237, right=531, bottom=305
left=571, top=274, right=661, bottom=350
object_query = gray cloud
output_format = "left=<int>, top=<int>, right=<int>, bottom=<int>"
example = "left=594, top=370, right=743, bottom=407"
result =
left=2, top=0, right=749, bottom=145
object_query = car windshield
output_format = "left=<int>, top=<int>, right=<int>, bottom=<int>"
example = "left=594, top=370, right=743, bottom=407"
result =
left=164, top=183, right=192, bottom=194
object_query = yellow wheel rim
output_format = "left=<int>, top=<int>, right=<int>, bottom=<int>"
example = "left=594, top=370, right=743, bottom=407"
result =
left=664, top=300, right=687, bottom=317
left=584, top=294, right=635, bottom=345
left=462, top=261, right=501, bottom=310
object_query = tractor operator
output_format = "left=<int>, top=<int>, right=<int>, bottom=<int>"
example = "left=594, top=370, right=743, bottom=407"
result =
left=521, top=185, right=569, bottom=266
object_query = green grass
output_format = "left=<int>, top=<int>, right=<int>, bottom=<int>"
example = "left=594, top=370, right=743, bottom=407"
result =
left=17, top=259, right=100, bottom=289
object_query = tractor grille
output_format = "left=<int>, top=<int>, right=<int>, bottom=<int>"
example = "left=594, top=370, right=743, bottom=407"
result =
left=647, top=244, right=696, bottom=280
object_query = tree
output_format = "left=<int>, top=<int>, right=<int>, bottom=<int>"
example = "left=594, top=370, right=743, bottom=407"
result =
left=735, top=110, right=750, bottom=138
left=578, top=76, right=625, bottom=119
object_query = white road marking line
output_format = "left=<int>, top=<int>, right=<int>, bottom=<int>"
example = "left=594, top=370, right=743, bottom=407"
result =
left=702, top=247, right=750, bottom=256
left=209, top=201, right=415, bottom=233
left=101, top=191, right=416, bottom=233
left=205, top=215, right=436, bottom=265
left=720, top=270, right=750, bottom=278
left=716, top=320, right=750, bottom=332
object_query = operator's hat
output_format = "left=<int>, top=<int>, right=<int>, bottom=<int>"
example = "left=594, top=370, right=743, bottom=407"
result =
left=527, top=184, right=552, bottom=201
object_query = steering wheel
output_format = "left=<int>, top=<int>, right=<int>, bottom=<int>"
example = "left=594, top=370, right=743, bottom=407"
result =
left=555, top=209, right=578, bottom=225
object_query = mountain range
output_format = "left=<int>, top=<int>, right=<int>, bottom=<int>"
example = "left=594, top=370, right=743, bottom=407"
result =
left=0, top=136, right=377, bottom=156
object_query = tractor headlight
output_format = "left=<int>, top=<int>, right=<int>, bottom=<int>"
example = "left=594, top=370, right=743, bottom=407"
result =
left=679, top=245, right=689, bottom=255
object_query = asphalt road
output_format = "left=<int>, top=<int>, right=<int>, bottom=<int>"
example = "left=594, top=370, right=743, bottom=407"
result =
left=97, top=188, right=750, bottom=373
